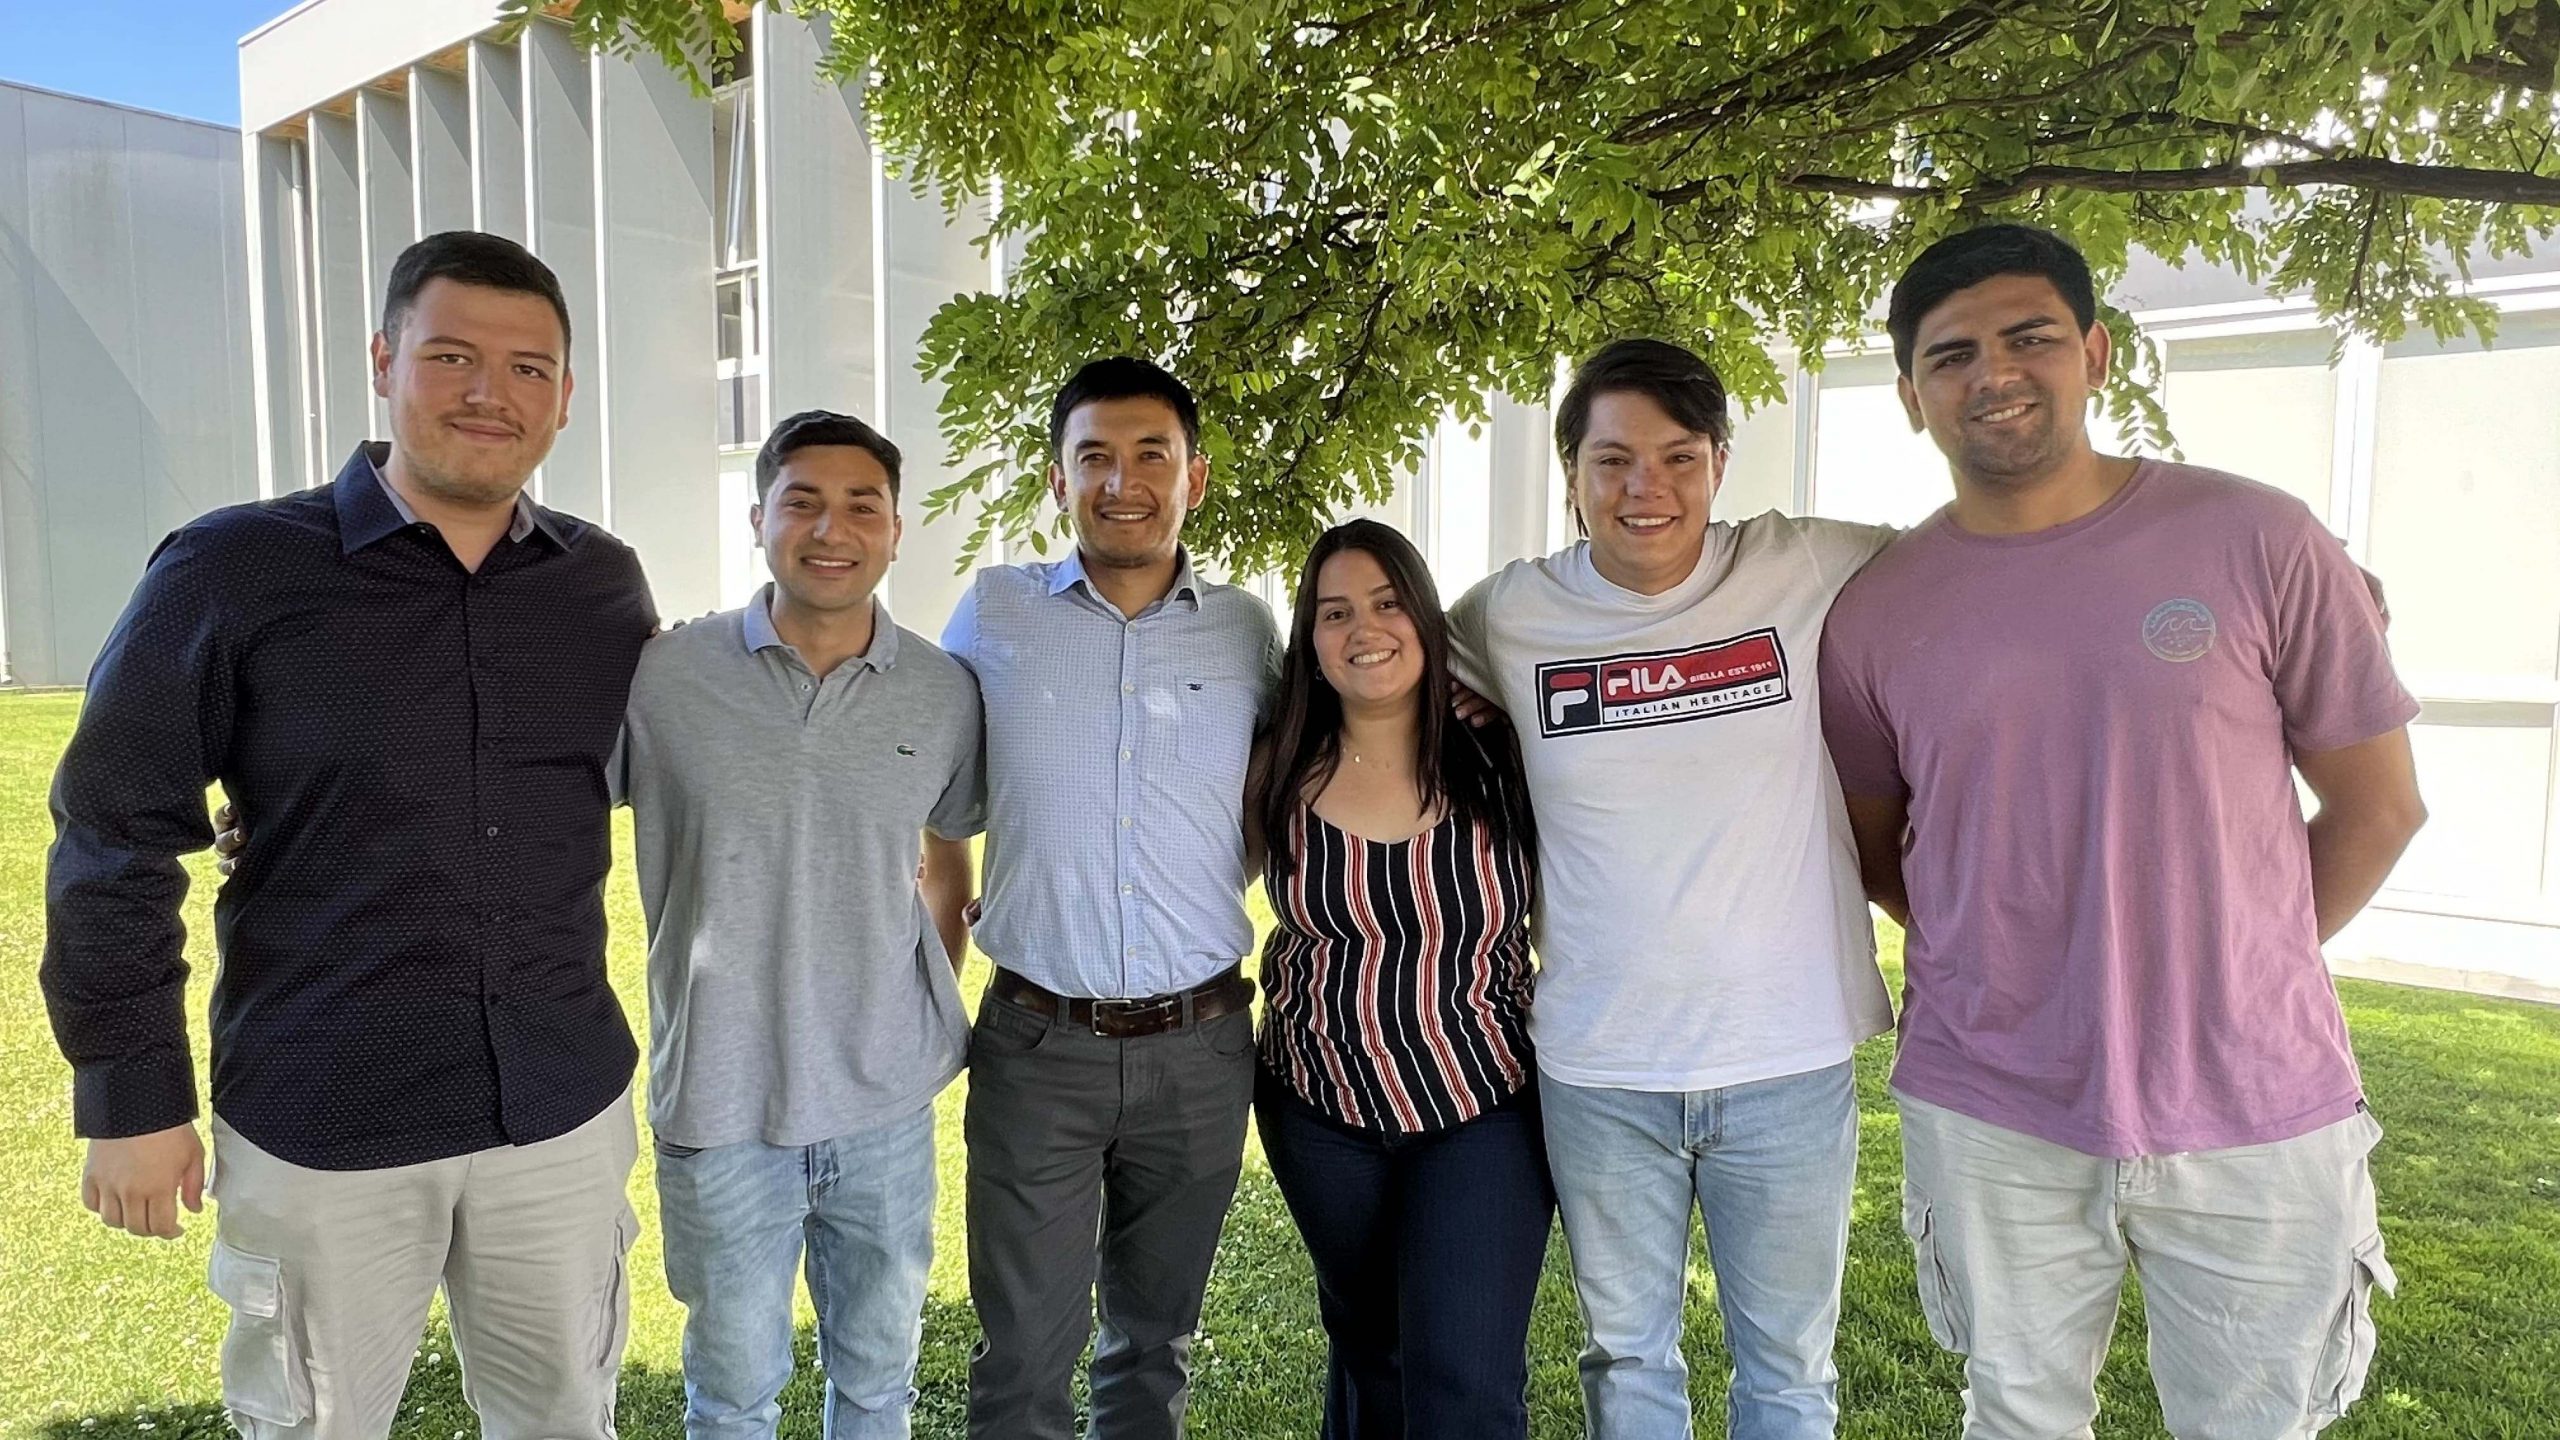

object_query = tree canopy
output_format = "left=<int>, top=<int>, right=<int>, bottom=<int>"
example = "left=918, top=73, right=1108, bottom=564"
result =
left=526, top=0, right=2560, bottom=572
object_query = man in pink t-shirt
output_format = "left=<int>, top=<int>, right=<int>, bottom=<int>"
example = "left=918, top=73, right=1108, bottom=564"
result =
left=1820, top=224, right=2427, bottom=1440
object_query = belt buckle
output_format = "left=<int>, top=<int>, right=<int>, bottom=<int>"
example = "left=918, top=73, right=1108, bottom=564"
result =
left=1090, top=994, right=1181, bottom=1037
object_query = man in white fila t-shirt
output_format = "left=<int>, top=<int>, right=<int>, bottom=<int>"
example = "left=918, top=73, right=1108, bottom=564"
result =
left=1448, top=339, right=1895, bottom=1440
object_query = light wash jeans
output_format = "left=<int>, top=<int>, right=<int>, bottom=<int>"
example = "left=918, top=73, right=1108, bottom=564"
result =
left=1541, top=1060, right=1859, bottom=1440
left=654, top=1104, right=939, bottom=1440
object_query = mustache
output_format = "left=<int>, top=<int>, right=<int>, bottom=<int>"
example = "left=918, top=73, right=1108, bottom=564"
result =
left=1965, top=388, right=2046, bottom=421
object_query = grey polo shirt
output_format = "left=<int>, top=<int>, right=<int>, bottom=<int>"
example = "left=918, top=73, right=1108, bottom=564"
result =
left=618, top=589, right=987, bottom=1149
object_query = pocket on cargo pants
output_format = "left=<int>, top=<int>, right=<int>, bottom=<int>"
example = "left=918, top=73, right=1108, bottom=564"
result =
left=207, top=1239, right=314, bottom=1434
left=1901, top=1182, right=1974, bottom=1355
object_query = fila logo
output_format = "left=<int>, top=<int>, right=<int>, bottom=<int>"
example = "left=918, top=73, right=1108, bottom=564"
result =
left=1535, top=629, right=1791, bottom=737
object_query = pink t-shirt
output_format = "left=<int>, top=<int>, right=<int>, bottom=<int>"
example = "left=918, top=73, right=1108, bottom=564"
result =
left=1820, top=462, right=2419, bottom=1157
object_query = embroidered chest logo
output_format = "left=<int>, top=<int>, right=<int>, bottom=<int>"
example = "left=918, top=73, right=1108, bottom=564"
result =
left=2142, top=598, right=2218, bottom=663
left=1534, top=628, right=1790, bottom=738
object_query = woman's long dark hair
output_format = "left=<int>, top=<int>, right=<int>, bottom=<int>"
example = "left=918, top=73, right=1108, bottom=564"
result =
left=1257, top=519, right=1538, bottom=890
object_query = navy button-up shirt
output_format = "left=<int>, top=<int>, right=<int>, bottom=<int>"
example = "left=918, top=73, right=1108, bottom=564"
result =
left=41, top=444, right=656, bottom=1171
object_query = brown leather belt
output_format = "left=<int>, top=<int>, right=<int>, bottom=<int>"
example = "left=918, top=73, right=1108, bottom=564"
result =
left=989, top=966, right=1255, bottom=1039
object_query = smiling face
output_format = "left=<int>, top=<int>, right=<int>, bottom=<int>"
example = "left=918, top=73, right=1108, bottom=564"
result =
left=1311, top=545, right=1425, bottom=715
left=754, top=444, right=901, bottom=617
left=1568, top=389, right=1727, bottom=596
left=371, top=277, right=572, bottom=506
left=1050, top=395, right=1209, bottom=572
left=1898, top=271, right=2111, bottom=490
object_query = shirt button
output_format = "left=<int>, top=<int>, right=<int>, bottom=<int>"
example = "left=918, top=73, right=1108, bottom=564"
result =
left=484, top=825, right=500, bottom=837
left=1120, top=816, right=1132, bottom=828
left=1125, top=946, right=1136, bottom=957
left=1120, top=749, right=1131, bottom=762
left=1122, top=884, right=1133, bottom=896
left=1121, top=682, right=1134, bottom=694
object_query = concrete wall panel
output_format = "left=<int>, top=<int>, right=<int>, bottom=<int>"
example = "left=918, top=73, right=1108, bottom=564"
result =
left=0, top=85, right=45, bottom=683
left=0, top=84, right=252, bottom=684
left=356, top=88, right=412, bottom=437
left=411, top=66, right=473, bottom=236
left=247, top=134, right=313, bottom=496
left=240, top=0, right=505, bottom=133
left=467, top=38, right=526, bottom=241
left=593, top=49, right=718, bottom=617
left=878, top=178, right=992, bottom=631
left=755, top=11, right=877, bottom=423
left=307, top=110, right=372, bottom=466
left=522, top=19, right=603, bottom=517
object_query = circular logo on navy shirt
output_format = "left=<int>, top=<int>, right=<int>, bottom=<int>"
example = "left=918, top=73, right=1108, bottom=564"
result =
left=2142, top=598, right=2218, bottom=662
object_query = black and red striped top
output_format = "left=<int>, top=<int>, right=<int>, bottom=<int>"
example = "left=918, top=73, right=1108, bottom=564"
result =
left=1257, top=804, right=1536, bottom=1133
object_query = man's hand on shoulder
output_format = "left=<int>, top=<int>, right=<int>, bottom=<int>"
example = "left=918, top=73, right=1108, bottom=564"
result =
left=82, top=1123, right=206, bottom=1239
left=1449, top=678, right=1501, bottom=728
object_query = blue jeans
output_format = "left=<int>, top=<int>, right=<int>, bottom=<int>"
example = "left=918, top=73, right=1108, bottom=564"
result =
left=1541, top=1061, right=1859, bottom=1440
left=1255, top=1068, right=1555, bottom=1439
left=654, top=1105, right=939, bottom=1440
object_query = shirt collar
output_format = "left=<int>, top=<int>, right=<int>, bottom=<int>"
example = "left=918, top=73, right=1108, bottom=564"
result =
left=337, top=442, right=559, bottom=554
left=1046, top=546, right=1205, bottom=612
left=745, top=585, right=899, bottom=672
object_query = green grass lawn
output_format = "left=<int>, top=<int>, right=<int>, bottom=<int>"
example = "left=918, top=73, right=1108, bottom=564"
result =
left=3, top=686, right=2556, bottom=1438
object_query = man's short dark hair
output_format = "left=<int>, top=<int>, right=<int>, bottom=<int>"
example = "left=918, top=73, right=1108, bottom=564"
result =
left=1048, top=357, right=1201, bottom=460
left=1887, top=223, right=2098, bottom=376
left=1554, top=338, right=1731, bottom=469
left=755, top=409, right=904, bottom=500
left=381, top=231, right=575, bottom=355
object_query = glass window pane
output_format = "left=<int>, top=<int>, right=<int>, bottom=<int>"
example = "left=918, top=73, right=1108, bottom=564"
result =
left=2161, top=330, right=2338, bottom=529
left=2369, top=311, right=2560, bottom=686
left=1720, top=393, right=1795, bottom=521
left=1809, top=353, right=1953, bottom=527
left=2388, top=704, right=2554, bottom=903
left=716, top=276, right=744, bottom=365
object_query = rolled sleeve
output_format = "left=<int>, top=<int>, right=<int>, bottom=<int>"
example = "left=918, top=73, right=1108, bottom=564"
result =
left=2274, top=523, right=2421, bottom=754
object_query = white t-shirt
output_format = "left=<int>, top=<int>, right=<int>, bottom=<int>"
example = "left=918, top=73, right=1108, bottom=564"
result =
left=1448, top=513, right=1897, bottom=1092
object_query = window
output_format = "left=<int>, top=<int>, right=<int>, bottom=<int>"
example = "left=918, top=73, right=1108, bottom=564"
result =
left=1807, top=353, right=1951, bottom=527
left=711, top=75, right=763, bottom=448
left=2160, top=329, right=2339, bottom=529
left=2369, top=310, right=2560, bottom=687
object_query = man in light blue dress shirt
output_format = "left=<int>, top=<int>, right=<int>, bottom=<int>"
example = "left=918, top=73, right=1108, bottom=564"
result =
left=925, top=357, right=1280, bottom=1440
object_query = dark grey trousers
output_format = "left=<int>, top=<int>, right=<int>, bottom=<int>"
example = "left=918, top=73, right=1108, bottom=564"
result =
left=964, top=986, right=1256, bottom=1440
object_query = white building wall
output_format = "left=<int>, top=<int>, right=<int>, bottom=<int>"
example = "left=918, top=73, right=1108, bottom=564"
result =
left=520, top=18, right=602, bottom=517
left=240, top=1, right=1005, bottom=635
left=0, top=82, right=256, bottom=686
left=305, top=110, right=369, bottom=470
left=592, top=45, right=719, bottom=619
left=410, top=66, right=472, bottom=236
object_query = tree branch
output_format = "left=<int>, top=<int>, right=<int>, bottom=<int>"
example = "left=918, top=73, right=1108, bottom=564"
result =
left=1739, top=156, right=2560, bottom=208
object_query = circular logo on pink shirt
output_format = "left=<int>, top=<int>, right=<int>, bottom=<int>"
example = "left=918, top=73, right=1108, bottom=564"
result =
left=2142, top=598, right=2218, bottom=662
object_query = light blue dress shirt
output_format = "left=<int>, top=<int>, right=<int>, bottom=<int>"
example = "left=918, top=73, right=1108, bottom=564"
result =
left=942, top=548, right=1281, bottom=998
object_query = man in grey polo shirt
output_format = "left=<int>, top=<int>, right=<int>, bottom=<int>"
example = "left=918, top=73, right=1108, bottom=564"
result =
left=924, top=357, right=1280, bottom=1439
left=622, top=409, right=985, bottom=1440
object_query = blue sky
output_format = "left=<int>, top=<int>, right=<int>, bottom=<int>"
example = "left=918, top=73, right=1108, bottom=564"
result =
left=0, top=0, right=291, bottom=126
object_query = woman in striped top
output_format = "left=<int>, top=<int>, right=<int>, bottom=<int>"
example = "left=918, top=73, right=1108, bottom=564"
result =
left=1250, top=518, right=1551, bottom=1439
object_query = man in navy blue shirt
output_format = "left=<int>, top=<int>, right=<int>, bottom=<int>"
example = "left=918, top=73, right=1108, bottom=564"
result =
left=42, top=231, right=655, bottom=1440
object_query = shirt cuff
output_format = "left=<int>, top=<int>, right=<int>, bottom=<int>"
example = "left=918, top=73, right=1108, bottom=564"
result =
left=71, top=1048, right=201, bottom=1140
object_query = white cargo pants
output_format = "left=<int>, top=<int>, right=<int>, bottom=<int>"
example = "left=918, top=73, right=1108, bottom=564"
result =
left=1895, top=1093, right=2393, bottom=1440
